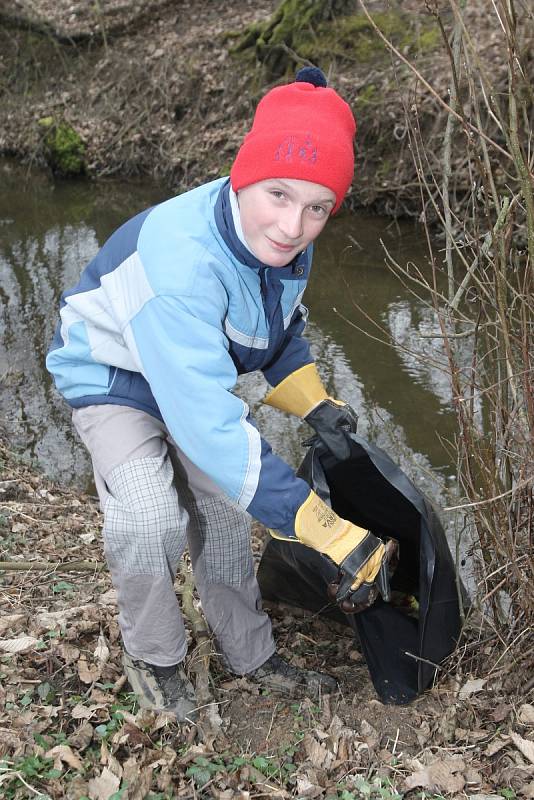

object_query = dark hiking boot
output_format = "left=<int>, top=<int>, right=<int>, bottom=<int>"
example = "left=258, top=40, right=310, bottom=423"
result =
left=246, top=653, right=337, bottom=696
left=122, top=651, right=197, bottom=723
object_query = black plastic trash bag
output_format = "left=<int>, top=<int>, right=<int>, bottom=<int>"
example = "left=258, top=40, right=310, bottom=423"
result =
left=257, top=434, right=462, bottom=704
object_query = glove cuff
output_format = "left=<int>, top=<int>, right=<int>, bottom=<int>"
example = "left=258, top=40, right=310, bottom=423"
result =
left=263, top=363, right=329, bottom=418
left=294, top=490, right=368, bottom=564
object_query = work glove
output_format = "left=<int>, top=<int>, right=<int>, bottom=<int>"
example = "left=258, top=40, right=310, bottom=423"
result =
left=271, top=490, right=392, bottom=609
left=327, top=538, right=399, bottom=613
left=305, top=398, right=358, bottom=460
left=263, top=363, right=357, bottom=459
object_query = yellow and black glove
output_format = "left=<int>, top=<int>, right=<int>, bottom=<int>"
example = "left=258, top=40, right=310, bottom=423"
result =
left=264, top=363, right=357, bottom=459
left=272, top=490, right=391, bottom=607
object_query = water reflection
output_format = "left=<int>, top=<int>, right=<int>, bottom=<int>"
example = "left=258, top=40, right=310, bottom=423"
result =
left=1, top=160, right=458, bottom=518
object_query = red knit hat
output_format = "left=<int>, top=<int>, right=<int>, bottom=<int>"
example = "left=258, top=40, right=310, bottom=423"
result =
left=230, top=67, right=356, bottom=214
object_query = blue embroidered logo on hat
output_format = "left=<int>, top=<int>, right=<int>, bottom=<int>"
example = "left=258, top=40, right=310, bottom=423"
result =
left=274, top=134, right=317, bottom=164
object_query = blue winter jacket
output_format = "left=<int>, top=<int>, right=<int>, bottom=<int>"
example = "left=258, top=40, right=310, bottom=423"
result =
left=46, top=178, right=314, bottom=536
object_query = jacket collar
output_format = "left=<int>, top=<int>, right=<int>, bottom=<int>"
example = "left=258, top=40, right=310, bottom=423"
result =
left=214, top=180, right=309, bottom=279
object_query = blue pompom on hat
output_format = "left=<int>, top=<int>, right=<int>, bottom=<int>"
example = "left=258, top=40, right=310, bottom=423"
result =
left=295, top=66, right=328, bottom=88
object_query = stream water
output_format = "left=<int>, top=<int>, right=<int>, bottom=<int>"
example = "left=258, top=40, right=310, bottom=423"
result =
left=0, top=158, right=461, bottom=528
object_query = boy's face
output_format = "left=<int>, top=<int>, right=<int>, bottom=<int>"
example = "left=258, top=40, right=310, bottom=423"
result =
left=237, top=178, right=336, bottom=268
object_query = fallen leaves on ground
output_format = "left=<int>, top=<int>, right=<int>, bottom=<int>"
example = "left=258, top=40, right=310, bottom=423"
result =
left=1, top=437, right=533, bottom=798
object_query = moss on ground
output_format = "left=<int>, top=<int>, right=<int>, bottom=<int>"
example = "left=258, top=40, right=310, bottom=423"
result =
left=230, top=0, right=353, bottom=79
left=231, top=2, right=440, bottom=80
left=37, top=117, right=86, bottom=176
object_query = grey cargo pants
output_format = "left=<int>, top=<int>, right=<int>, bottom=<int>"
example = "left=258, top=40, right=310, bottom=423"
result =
left=72, top=404, right=275, bottom=674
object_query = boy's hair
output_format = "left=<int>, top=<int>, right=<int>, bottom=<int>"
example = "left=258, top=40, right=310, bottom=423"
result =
left=231, top=67, right=356, bottom=214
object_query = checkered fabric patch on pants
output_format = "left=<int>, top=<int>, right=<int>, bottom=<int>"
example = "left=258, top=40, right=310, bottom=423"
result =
left=188, top=496, right=254, bottom=587
left=103, top=456, right=189, bottom=577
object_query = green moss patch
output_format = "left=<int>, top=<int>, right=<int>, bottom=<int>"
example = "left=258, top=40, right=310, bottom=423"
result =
left=229, top=0, right=351, bottom=80
left=38, top=117, right=86, bottom=176
left=295, top=11, right=440, bottom=68
left=230, top=1, right=440, bottom=79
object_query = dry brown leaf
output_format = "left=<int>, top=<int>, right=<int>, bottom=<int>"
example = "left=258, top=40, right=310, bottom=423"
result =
left=11, top=710, right=36, bottom=728
left=146, top=710, right=175, bottom=731
left=147, top=745, right=177, bottom=770
left=519, top=705, right=534, bottom=725
left=11, top=522, right=28, bottom=534
left=94, top=632, right=109, bottom=664
left=108, top=750, right=124, bottom=781
left=464, top=767, right=483, bottom=785
left=87, top=766, right=120, bottom=800
left=404, top=757, right=466, bottom=793
left=302, top=733, right=334, bottom=770
left=485, top=735, right=510, bottom=756
left=100, top=738, right=110, bottom=767
left=415, top=719, right=432, bottom=748
left=34, top=605, right=97, bottom=631
left=455, top=727, right=489, bottom=742
left=69, top=721, right=94, bottom=751
left=71, top=702, right=105, bottom=719
left=336, top=736, right=349, bottom=763
left=90, top=688, right=114, bottom=704
left=510, top=731, right=534, bottom=765
left=0, top=614, right=26, bottom=636
left=98, top=589, right=117, bottom=606
left=112, top=709, right=138, bottom=727
left=360, top=718, right=379, bottom=749
left=64, top=775, right=90, bottom=799
left=459, top=677, right=487, bottom=700
left=176, top=743, right=210, bottom=766
left=296, top=775, right=324, bottom=798
left=78, top=656, right=102, bottom=684
left=56, top=642, right=81, bottom=664
left=118, top=722, right=153, bottom=748
left=491, top=703, right=512, bottom=722
left=0, top=636, right=39, bottom=653
left=0, top=729, right=23, bottom=750
left=495, top=764, right=533, bottom=791
left=40, top=704, right=60, bottom=719
left=468, top=795, right=506, bottom=800
left=45, top=744, right=84, bottom=771
left=327, top=715, right=343, bottom=747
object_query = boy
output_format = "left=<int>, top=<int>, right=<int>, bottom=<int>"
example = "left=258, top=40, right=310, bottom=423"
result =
left=46, top=67, right=388, bottom=722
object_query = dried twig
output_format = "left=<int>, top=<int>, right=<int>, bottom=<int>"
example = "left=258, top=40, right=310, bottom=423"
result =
left=0, top=560, right=104, bottom=571
left=178, top=562, right=223, bottom=738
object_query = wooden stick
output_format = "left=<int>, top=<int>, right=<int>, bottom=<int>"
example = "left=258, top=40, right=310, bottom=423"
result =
left=178, top=562, right=224, bottom=739
left=178, top=562, right=213, bottom=704
left=0, top=560, right=104, bottom=572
